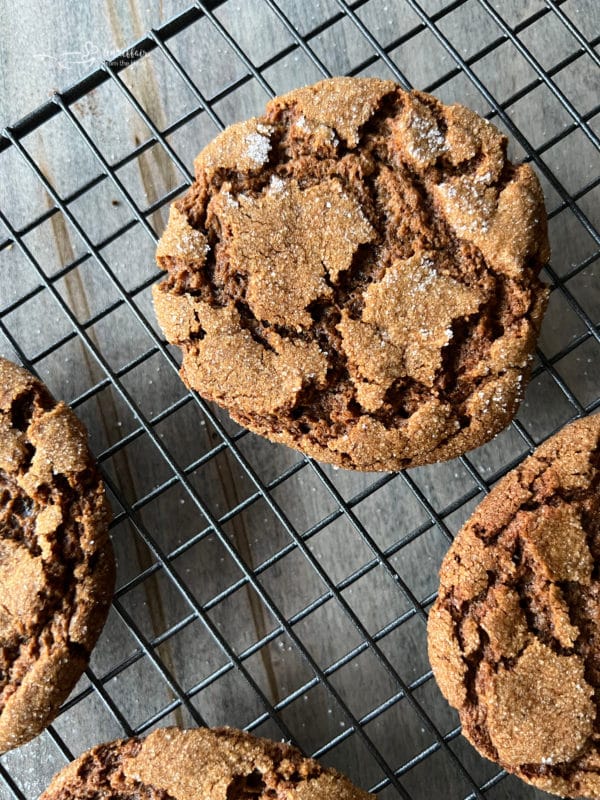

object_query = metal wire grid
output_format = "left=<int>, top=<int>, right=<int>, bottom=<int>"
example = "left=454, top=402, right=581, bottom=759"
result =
left=0, top=0, right=598, bottom=798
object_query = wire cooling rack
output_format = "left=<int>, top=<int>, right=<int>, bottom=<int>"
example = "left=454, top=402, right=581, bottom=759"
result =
left=0, top=1, right=598, bottom=798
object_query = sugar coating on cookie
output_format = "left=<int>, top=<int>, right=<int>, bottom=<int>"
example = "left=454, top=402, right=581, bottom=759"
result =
left=0, top=358, right=114, bottom=753
left=428, top=414, right=600, bottom=799
left=153, top=76, right=550, bottom=471
left=40, top=726, right=373, bottom=799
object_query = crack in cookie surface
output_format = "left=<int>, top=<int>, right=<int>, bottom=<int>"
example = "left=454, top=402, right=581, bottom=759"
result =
left=428, top=414, right=600, bottom=799
left=153, top=77, right=549, bottom=470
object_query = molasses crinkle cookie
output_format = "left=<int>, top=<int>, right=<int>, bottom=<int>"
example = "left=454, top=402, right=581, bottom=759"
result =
left=428, top=414, right=600, bottom=799
left=0, top=358, right=114, bottom=752
left=40, top=726, right=373, bottom=799
left=153, top=76, right=549, bottom=471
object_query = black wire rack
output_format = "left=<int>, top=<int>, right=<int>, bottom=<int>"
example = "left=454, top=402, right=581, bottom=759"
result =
left=0, top=1, right=598, bottom=798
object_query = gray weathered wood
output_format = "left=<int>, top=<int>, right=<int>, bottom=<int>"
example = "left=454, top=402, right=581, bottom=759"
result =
left=0, top=1, right=599, bottom=798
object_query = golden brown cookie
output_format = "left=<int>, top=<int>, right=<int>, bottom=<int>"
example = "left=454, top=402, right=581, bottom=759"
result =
left=40, top=726, right=373, bottom=799
left=153, top=76, right=549, bottom=471
left=0, top=357, right=114, bottom=753
left=428, top=414, right=600, bottom=798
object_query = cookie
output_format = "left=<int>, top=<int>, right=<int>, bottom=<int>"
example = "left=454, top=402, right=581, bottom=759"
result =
left=0, top=357, right=114, bottom=753
left=153, top=76, right=549, bottom=471
left=40, top=726, right=373, bottom=799
left=428, top=414, right=600, bottom=798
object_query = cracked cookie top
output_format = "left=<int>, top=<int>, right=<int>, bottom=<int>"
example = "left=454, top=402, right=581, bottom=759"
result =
left=153, top=77, right=549, bottom=471
left=428, top=414, right=600, bottom=798
left=0, top=358, right=114, bottom=753
left=40, top=726, right=373, bottom=799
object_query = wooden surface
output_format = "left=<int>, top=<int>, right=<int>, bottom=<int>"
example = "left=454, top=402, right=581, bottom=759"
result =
left=0, top=1, right=599, bottom=798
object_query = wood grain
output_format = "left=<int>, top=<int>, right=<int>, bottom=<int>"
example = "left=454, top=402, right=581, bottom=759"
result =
left=0, top=1, right=599, bottom=798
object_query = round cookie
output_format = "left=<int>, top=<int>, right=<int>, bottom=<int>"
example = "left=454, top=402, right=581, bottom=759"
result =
left=153, top=76, right=550, bottom=471
left=40, top=726, right=373, bottom=799
left=0, top=357, right=114, bottom=753
left=428, top=414, right=600, bottom=798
